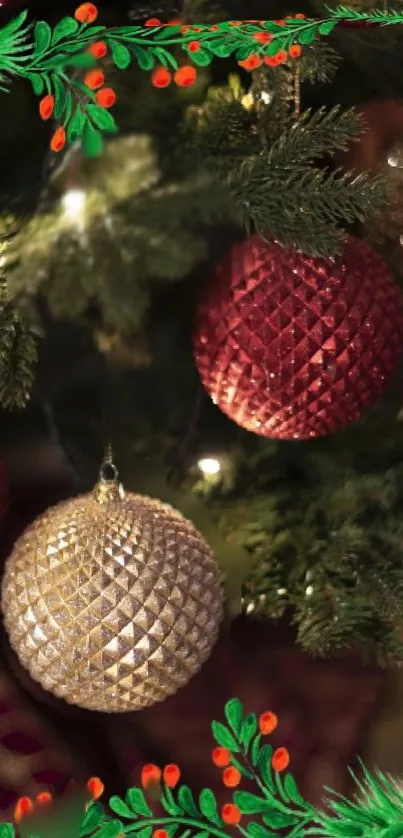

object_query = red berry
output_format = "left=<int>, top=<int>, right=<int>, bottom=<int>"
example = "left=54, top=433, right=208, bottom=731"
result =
left=222, top=803, right=241, bottom=825
left=84, top=69, right=105, bottom=90
left=223, top=767, right=241, bottom=788
left=95, top=87, right=117, bottom=108
left=174, top=65, right=198, bottom=87
left=259, top=711, right=278, bottom=735
left=212, top=747, right=230, bottom=767
left=272, top=747, right=290, bottom=772
left=238, top=54, right=262, bottom=70
left=39, top=94, right=55, bottom=120
left=163, top=764, right=181, bottom=788
left=36, top=792, right=53, bottom=806
left=14, top=797, right=34, bottom=824
left=151, top=66, right=172, bottom=88
left=50, top=126, right=66, bottom=153
left=89, top=40, right=108, bottom=58
left=87, top=777, right=105, bottom=800
left=75, top=3, right=98, bottom=23
left=141, top=764, right=161, bottom=788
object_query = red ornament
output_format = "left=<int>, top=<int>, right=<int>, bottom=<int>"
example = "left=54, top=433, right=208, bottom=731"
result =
left=193, top=235, right=403, bottom=440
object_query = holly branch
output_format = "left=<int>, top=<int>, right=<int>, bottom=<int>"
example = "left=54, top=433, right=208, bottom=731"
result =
left=4, top=698, right=403, bottom=838
left=0, top=5, right=403, bottom=154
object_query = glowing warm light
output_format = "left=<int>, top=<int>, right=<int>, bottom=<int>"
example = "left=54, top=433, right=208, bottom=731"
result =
left=61, top=189, right=86, bottom=219
left=198, top=458, right=221, bottom=476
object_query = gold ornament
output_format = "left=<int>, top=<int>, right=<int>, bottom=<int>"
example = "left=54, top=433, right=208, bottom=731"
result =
left=1, top=464, right=224, bottom=713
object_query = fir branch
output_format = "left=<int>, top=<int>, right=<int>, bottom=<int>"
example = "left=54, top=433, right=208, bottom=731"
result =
left=277, top=106, right=365, bottom=159
left=0, top=302, right=37, bottom=410
left=300, top=41, right=341, bottom=84
left=226, top=157, right=381, bottom=256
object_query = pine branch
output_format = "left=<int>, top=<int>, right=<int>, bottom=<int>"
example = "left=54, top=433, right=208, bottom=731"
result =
left=186, top=73, right=383, bottom=256
left=186, top=84, right=259, bottom=162
left=0, top=302, right=37, bottom=409
left=275, top=106, right=365, bottom=159
left=227, top=154, right=383, bottom=255
left=300, top=40, right=341, bottom=84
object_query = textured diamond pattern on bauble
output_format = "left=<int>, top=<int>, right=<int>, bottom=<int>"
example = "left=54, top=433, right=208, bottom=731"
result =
left=193, top=235, right=403, bottom=439
left=2, top=492, right=223, bottom=713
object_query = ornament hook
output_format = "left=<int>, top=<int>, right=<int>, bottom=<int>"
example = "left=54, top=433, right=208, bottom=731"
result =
left=99, top=443, right=119, bottom=484
left=94, top=444, right=123, bottom=503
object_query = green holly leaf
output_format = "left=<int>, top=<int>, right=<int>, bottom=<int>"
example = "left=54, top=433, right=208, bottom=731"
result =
left=186, top=48, right=211, bottom=66
left=235, top=46, right=252, bottom=60
left=34, top=21, right=52, bottom=54
left=283, top=774, right=306, bottom=807
left=80, top=802, right=104, bottom=837
left=233, top=792, right=267, bottom=815
left=137, top=829, right=153, bottom=838
left=208, top=41, right=235, bottom=58
left=0, top=10, right=28, bottom=44
left=230, top=756, right=254, bottom=779
left=258, top=745, right=274, bottom=791
left=87, top=104, right=118, bottom=133
left=318, top=20, right=337, bottom=34
left=67, top=106, right=86, bottom=142
left=109, top=41, right=132, bottom=69
left=265, top=38, right=287, bottom=55
left=0, top=825, right=15, bottom=838
left=109, top=796, right=134, bottom=819
left=251, top=734, right=261, bottom=767
left=52, top=16, right=79, bottom=44
left=26, top=73, right=45, bottom=95
left=51, top=74, right=67, bottom=119
left=247, top=824, right=276, bottom=838
left=178, top=786, right=199, bottom=817
left=240, top=713, right=258, bottom=751
left=126, top=788, right=152, bottom=817
left=211, top=721, right=240, bottom=751
left=199, top=789, right=221, bottom=825
left=82, top=122, right=104, bottom=157
left=225, top=698, right=243, bottom=737
left=96, top=821, right=123, bottom=838
left=297, top=26, right=317, bottom=44
left=263, top=812, right=300, bottom=829
left=66, top=52, right=96, bottom=68
left=133, top=45, right=155, bottom=71
left=154, top=46, right=178, bottom=69
left=153, top=25, right=183, bottom=40
left=165, top=787, right=183, bottom=816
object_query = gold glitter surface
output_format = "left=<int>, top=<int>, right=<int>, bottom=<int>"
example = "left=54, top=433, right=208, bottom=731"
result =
left=1, top=480, right=224, bottom=713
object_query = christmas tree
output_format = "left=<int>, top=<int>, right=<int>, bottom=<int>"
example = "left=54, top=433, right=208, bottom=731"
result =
left=2, top=0, right=403, bottom=673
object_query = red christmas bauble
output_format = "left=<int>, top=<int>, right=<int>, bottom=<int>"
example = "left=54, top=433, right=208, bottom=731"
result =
left=193, top=235, right=403, bottom=440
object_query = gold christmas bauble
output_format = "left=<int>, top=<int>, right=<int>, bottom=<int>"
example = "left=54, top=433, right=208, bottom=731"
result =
left=1, top=470, right=224, bottom=713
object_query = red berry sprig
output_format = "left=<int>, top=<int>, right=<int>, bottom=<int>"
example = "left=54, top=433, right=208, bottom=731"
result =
left=41, top=4, right=117, bottom=153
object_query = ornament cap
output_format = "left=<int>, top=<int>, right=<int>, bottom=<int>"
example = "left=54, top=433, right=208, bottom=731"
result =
left=93, top=459, right=124, bottom=504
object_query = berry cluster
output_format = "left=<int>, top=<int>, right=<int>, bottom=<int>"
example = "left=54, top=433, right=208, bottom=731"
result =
left=211, top=709, right=290, bottom=825
left=237, top=17, right=304, bottom=70
left=143, top=17, right=199, bottom=89
left=13, top=776, right=104, bottom=824
left=38, top=3, right=117, bottom=152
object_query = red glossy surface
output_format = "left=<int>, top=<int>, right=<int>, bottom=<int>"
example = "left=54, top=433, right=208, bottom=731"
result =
left=194, top=235, right=403, bottom=439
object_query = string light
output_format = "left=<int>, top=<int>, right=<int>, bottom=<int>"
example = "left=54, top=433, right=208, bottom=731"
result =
left=61, top=189, right=86, bottom=221
left=198, top=457, right=221, bottom=476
